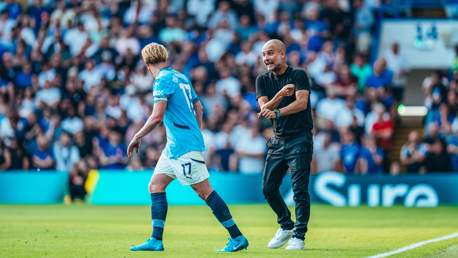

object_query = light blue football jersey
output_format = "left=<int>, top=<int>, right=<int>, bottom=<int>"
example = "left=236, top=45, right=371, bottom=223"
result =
left=153, top=67, right=206, bottom=159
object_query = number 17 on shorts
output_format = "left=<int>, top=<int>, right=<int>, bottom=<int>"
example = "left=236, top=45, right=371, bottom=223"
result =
left=155, top=151, right=210, bottom=186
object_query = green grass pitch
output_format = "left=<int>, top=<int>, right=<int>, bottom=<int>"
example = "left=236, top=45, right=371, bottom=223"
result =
left=1, top=204, right=458, bottom=257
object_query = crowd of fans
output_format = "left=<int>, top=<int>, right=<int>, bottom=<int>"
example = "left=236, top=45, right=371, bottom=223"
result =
left=402, top=49, right=458, bottom=174
left=0, top=0, right=456, bottom=200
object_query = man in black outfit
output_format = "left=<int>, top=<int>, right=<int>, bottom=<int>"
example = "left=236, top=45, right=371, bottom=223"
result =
left=256, top=39, right=313, bottom=251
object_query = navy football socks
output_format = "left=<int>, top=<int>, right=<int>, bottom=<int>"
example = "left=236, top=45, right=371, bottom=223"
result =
left=151, top=192, right=168, bottom=240
left=206, top=191, right=242, bottom=239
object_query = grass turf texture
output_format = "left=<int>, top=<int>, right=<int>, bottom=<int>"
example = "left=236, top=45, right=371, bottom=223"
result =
left=0, top=204, right=457, bottom=258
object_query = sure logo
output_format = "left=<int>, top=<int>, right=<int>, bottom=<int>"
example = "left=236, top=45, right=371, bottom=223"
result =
left=313, top=172, right=439, bottom=207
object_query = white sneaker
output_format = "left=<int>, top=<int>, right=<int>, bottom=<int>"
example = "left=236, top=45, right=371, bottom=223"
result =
left=268, top=228, right=294, bottom=249
left=285, top=237, right=305, bottom=250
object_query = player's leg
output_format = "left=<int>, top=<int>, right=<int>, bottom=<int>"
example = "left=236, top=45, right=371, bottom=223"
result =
left=171, top=151, right=248, bottom=252
left=148, top=173, right=174, bottom=242
left=191, top=179, right=248, bottom=252
left=131, top=154, right=175, bottom=252
left=284, top=137, right=313, bottom=250
left=263, top=152, right=294, bottom=248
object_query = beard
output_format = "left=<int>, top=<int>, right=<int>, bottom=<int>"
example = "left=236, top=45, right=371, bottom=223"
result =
left=265, top=62, right=282, bottom=72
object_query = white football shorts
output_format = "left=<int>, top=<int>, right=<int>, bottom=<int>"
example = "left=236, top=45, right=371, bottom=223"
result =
left=154, top=151, right=210, bottom=186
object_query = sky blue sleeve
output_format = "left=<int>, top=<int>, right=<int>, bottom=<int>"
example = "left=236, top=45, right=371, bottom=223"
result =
left=153, top=77, right=175, bottom=101
left=190, top=83, right=200, bottom=103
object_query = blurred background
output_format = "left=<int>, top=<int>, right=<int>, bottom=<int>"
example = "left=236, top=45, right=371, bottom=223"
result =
left=0, top=0, right=458, bottom=205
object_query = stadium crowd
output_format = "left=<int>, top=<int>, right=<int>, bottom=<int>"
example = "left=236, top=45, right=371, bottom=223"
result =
left=0, top=0, right=457, bottom=199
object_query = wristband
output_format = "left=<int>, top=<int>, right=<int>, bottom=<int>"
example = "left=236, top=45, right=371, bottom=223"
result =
left=274, top=109, right=280, bottom=119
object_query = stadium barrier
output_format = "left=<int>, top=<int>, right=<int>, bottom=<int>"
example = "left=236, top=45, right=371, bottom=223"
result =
left=309, top=172, right=458, bottom=207
left=0, top=171, right=69, bottom=204
left=1, top=171, right=458, bottom=206
left=85, top=170, right=292, bottom=205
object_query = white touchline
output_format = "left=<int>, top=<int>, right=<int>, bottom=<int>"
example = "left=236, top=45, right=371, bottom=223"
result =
left=366, top=232, right=458, bottom=258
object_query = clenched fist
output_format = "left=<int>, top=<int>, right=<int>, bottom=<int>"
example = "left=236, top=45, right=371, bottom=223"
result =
left=280, top=84, right=295, bottom=97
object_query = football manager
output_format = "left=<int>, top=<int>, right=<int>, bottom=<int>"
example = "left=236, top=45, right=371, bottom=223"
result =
left=256, top=39, right=313, bottom=251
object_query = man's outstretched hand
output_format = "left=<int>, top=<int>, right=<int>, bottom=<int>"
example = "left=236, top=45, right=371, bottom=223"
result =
left=127, top=137, right=141, bottom=158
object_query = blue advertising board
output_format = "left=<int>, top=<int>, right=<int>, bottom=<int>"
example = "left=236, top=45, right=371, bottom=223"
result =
left=1, top=170, right=458, bottom=206
left=87, top=170, right=292, bottom=205
left=309, top=172, right=458, bottom=207
left=0, top=171, right=69, bottom=204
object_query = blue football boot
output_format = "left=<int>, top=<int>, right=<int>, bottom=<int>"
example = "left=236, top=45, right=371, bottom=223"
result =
left=217, top=235, right=249, bottom=252
left=130, top=237, right=164, bottom=251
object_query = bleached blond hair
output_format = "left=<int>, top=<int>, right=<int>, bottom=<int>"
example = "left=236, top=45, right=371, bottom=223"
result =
left=141, top=42, right=168, bottom=64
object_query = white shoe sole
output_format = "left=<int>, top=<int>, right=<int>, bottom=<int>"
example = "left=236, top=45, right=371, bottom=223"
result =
left=268, top=233, right=294, bottom=249
left=285, top=246, right=305, bottom=250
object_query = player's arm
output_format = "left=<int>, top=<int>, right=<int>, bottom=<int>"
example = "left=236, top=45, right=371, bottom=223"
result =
left=193, top=100, right=204, bottom=129
left=127, top=101, right=167, bottom=158
left=257, top=84, right=295, bottom=113
left=259, top=90, right=309, bottom=119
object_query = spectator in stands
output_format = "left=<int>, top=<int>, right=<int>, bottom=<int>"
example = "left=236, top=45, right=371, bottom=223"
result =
left=158, top=15, right=186, bottom=44
left=64, top=22, right=87, bottom=57
left=208, top=1, right=238, bottom=30
left=216, top=68, right=241, bottom=98
left=0, top=10, right=16, bottom=49
left=99, top=127, right=128, bottom=169
left=79, top=60, right=102, bottom=93
left=53, top=131, right=80, bottom=172
left=73, top=130, right=92, bottom=158
left=366, top=59, right=392, bottom=89
left=371, top=103, right=393, bottom=169
left=425, top=123, right=441, bottom=144
left=215, top=122, right=236, bottom=171
left=352, top=0, right=374, bottom=54
left=8, top=137, right=30, bottom=170
left=237, top=15, right=257, bottom=41
left=94, top=52, right=116, bottom=82
left=235, top=124, right=266, bottom=174
left=446, top=128, right=458, bottom=171
left=312, top=132, right=340, bottom=173
left=127, top=156, right=144, bottom=171
left=316, top=87, right=346, bottom=125
left=61, top=106, right=84, bottom=135
left=14, top=62, right=33, bottom=90
left=254, top=0, right=279, bottom=23
left=143, top=146, right=160, bottom=169
left=340, top=130, right=361, bottom=174
left=333, top=64, right=358, bottom=98
left=335, top=97, right=365, bottom=129
left=358, top=135, right=384, bottom=174
left=235, top=41, right=257, bottom=67
left=424, top=139, right=451, bottom=173
left=31, top=135, right=55, bottom=170
left=400, top=131, right=428, bottom=173
left=0, top=137, right=12, bottom=170
left=34, top=79, right=61, bottom=110
left=351, top=53, right=372, bottom=94
left=423, top=70, right=447, bottom=109
left=384, top=42, right=410, bottom=102
left=69, top=160, right=88, bottom=201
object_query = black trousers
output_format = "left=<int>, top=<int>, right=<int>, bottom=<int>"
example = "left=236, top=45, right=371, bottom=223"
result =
left=262, top=132, right=313, bottom=240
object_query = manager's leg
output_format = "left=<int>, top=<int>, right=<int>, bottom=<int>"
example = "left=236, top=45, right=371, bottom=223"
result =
left=262, top=154, right=294, bottom=230
left=288, top=149, right=312, bottom=240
